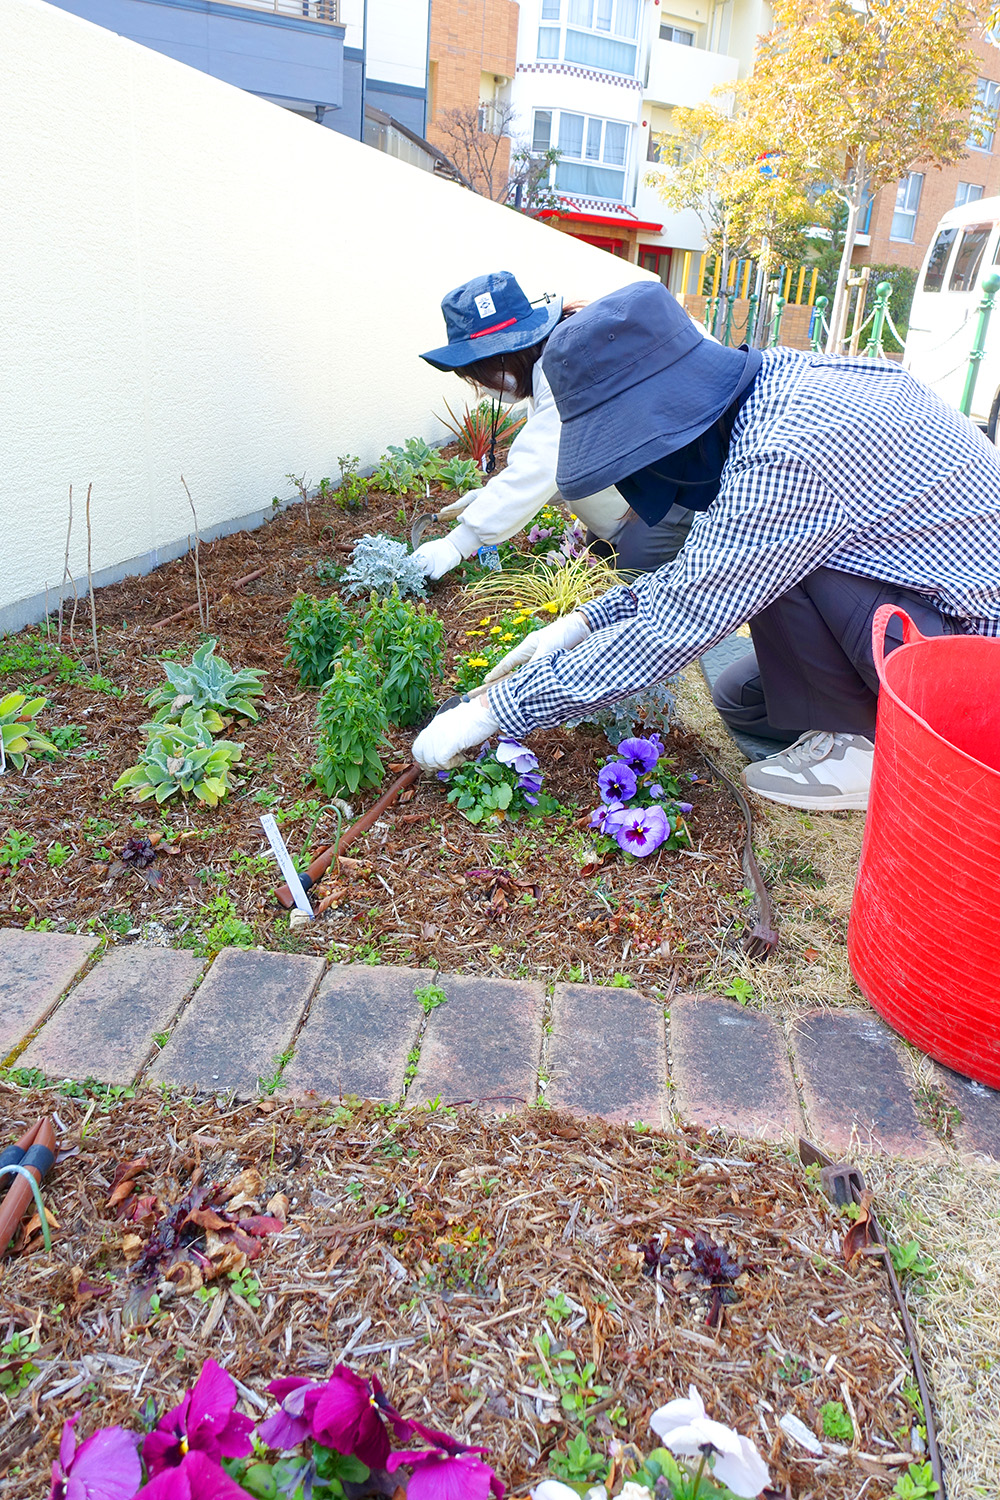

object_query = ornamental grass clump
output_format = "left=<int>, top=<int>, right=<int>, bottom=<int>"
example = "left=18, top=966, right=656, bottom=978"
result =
left=313, top=646, right=389, bottom=797
left=114, top=709, right=244, bottom=807
left=341, top=535, right=428, bottom=601
left=283, top=592, right=359, bottom=688
left=586, top=735, right=693, bottom=859
left=0, top=691, right=57, bottom=771
left=463, top=550, right=619, bottom=619
left=145, top=638, right=265, bottom=725
left=362, top=588, right=444, bottom=727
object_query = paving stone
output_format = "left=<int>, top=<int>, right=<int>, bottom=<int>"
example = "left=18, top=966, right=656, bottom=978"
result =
left=547, top=983, right=669, bottom=1128
left=0, top=928, right=99, bottom=1059
left=934, top=1065, right=1000, bottom=1160
left=670, top=993, right=801, bottom=1140
left=792, top=1008, right=936, bottom=1158
left=283, top=964, right=430, bottom=1102
left=151, top=948, right=324, bottom=1096
left=409, top=975, right=544, bottom=1107
left=19, top=945, right=203, bottom=1084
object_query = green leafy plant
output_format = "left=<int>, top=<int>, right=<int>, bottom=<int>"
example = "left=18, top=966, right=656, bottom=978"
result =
left=0, top=634, right=84, bottom=685
left=548, top=1431, right=608, bottom=1486
left=46, top=842, right=72, bottom=867
left=313, top=647, right=389, bottom=797
left=372, top=452, right=420, bottom=497
left=283, top=592, right=359, bottom=688
left=892, top=1461, right=939, bottom=1499
left=438, top=397, right=526, bottom=464
left=114, top=713, right=244, bottom=807
left=0, top=829, right=37, bottom=871
left=722, top=977, right=754, bottom=1005
left=529, top=1331, right=613, bottom=1429
left=182, top=893, right=255, bottom=955
left=0, top=692, right=58, bottom=769
left=453, top=608, right=540, bottom=693
left=228, top=1267, right=262, bottom=1308
left=145, top=639, right=265, bottom=724
left=336, top=454, right=371, bottom=511
left=415, top=982, right=448, bottom=1015
left=43, top=724, right=85, bottom=757
left=889, top=1239, right=936, bottom=1281
left=436, top=455, right=484, bottom=496
left=0, top=1332, right=40, bottom=1390
left=820, top=1400, right=854, bottom=1441
left=386, top=436, right=442, bottom=480
left=544, top=1292, right=572, bottom=1323
left=362, top=589, right=444, bottom=726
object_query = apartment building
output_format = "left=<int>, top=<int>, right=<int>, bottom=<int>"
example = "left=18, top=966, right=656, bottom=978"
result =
left=506, top=0, right=766, bottom=289
left=426, top=0, right=520, bottom=194
left=853, top=34, right=1000, bottom=275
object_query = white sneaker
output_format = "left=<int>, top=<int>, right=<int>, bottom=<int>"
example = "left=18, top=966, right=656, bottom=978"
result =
left=742, top=731, right=874, bottom=811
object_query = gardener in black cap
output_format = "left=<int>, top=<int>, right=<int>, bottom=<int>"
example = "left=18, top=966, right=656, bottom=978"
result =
left=407, top=271, right=693, bottom=580
left=413, top=280, right=1000, bottom=812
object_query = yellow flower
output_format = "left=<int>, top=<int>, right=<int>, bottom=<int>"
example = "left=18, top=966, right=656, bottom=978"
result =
left=489, top=626, right=502, bottom=635
left=480, top=617, right=492, bottom=626
left=501, top=632, right=514, bottom=642
left=467, top=656, right=489, bottom=668
left=465, top=630, right=486, bottom=637
left=542, top=601, right=559, bottom=613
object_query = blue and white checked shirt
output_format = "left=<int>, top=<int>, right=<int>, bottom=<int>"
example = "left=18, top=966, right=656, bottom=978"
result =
left=488, top=347, right=1000, bottom=738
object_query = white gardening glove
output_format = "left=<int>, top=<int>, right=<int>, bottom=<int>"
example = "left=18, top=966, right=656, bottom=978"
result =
left=412, top=697, right=501, bottom=771
left=436, top=492, right=476, bottom=521
left=482, top=611, right=590, bottom=685
left=412, top=536, right=463, bottom=580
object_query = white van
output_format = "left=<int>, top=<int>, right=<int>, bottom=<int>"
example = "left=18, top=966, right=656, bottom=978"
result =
left=903, top=195, right=1000, bottom=436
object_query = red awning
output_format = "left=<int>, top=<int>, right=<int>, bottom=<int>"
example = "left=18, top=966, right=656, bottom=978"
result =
left=539, top=208, right=663, bottom=232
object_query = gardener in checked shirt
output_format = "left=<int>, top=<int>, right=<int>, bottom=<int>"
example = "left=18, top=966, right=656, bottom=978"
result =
left=412, top=281, right=1000, bottom=812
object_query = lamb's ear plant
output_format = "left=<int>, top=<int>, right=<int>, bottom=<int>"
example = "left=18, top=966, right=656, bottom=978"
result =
left=362, top=589, right=444, bottom=727
left=283, top=593, right=359, bottom=687
left=114, top=712, right=244, bottom=806
left=341, top=535, right=428, bottom=601
left=312, top=646, right=389, bottom=797
left=436, top=455, right=484, bottom=496
left=145, top=638, right=265, bottom=723
left=386, top=436, right=442, bottom=481
left=0, top=693, right=58, bottom=770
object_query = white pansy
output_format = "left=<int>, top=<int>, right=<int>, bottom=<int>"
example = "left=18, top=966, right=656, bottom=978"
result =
left=649, top=1385, right=771, bottom=1499
left=530, top=1484, right=592, bottom=1500
left=616, top=1484, right=653, bottom=1499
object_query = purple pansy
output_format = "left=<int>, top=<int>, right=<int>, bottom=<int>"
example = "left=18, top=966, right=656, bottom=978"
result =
left=648, top=782, right=664, bottom=799
left=495, top=739, right=538, bottom=775
left=386, top=1446, right=504, bottom=1500
left=615, top=805, right=669, bottom=857
left=527, top=525, right=553, bottom=545
left=647, top=733, right=667, bottom=759
left=311, top=1366, right=401, bottom=1470
left=48, top=1416, right=140, bottom=1500
left=138, top=1448, right=250, bottom=1499
left=143, top=1360, right=253, bottom=1477
left=597, top=761, right=637, bottom=805
left=588, top=800, right=626, bottom=834
left=257, top=1376, right=325, bottom=1451
left=678, top=801, right=693, bottom=815
left=436, top=770, right=450, bottom=782
left=617, top=737, right=660, bottom=775
left=518, top=770, right=544, bottom=806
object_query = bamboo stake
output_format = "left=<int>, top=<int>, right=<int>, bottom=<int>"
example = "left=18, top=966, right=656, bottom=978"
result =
left=180, top=475, right=207, bottom=628
left=58, top=484, right=73, bottom=647
left=84, top=483, right=99, bottom=672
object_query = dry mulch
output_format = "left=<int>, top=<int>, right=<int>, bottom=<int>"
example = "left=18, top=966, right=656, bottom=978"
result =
left=0, top=1087, right=922, bottom=1498
left=0, top=481, right=751, bottom=984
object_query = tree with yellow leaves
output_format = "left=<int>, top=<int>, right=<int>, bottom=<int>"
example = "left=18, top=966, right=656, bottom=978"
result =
left=750, top=0, right=992, bottom=351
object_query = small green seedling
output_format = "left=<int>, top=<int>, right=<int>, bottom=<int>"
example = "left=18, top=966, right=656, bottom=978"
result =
left=820, top=1400, right=854, bottom=1441
left=415, top=983, right=448, bottom=1015
left=722, top=976, right=754, bottom=1005
left=892, top=1461, right=939, bottom=1499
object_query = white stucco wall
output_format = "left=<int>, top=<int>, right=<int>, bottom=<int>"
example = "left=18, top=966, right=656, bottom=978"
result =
left=0, top=0, right=652, bottom=631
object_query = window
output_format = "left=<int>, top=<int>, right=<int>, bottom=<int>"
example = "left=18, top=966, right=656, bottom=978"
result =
left=647, top=134, right=681, bottom=165
left=923, top=228, right=958, bottom=292
left=890, top=172, right=923, bottom=242
left=534, top=108, right=631, bottom=199
left=659, top=23, right=694, bottom=43
left=968, top=77, right=1000, bottom=152
left=537, top=0, right=640, bottom=75
left=955, top=181, right=985, bottom=208
left=949, top=222, right=994, bottom=291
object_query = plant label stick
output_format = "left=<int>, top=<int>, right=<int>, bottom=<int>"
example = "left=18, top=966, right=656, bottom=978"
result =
left=260, top=814, right=314, bottom=918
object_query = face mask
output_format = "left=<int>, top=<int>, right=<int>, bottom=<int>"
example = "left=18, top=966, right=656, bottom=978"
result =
left=477, top=372, right=519, bottom=398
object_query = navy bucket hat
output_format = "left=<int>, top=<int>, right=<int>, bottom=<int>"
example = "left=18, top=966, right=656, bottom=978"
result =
left=420, top=271, right=563, bottom=371
left=541, top=281, right=762, bottom=501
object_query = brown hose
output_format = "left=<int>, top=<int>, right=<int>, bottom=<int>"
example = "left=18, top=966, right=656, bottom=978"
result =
left=150, top=567, right=266, bottom=629
left=0, top=1117, right=56, bottom=1254
left=275, top=764, right=421, bottom=909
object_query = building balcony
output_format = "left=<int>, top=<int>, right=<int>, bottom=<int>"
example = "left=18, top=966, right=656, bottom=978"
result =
left=645, top=37, right=738, bottom=110
left=224, top=0, right=339, bottom=21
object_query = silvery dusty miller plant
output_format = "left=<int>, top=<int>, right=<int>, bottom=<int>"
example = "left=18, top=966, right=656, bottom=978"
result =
left=340, top=535, right=428, bottom=601
left=312, top=645, right=389, bottom=797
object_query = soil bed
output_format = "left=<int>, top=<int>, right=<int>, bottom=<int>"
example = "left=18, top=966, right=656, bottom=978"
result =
left=0, top=481, right=750, bottom=983
left=0, top=1087, right=919, bottom=1498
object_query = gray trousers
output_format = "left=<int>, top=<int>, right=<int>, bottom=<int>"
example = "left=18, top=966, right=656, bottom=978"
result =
left=711, top=567, right=960, bottom=742
left=588, top=504, right=693, bottom=573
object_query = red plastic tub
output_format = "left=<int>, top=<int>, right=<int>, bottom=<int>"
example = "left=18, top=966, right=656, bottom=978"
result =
left=848, top=605, right=1000, bottom=1088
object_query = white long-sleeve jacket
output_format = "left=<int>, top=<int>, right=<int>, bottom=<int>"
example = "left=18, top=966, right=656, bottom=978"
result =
left=445, top=363, right=629, bottom=557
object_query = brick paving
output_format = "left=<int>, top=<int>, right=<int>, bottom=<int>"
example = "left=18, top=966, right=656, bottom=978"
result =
left=2, top=928, right=998, bottom=1163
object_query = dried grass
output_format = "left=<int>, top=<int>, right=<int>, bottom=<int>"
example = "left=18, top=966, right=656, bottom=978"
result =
left=0, top=1088, right=923, bottom=1498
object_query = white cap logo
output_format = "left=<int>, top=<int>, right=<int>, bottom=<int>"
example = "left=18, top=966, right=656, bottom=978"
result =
left=474, top=292, right=497, bottom=319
